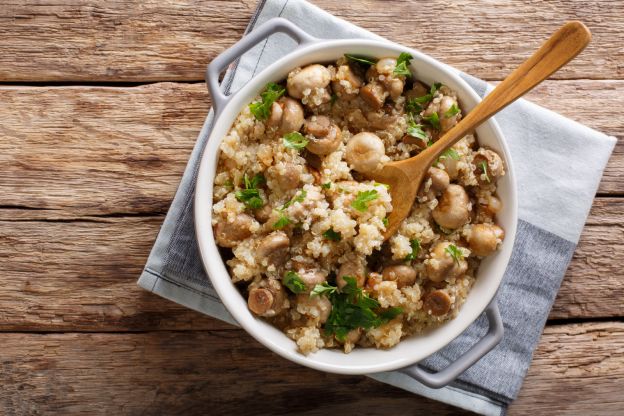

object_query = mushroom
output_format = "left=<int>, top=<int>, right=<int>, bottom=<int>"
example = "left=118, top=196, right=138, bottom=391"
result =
left=473, top=149, right=505, bottom=185
left=214, top=213, right=254, bottom=248
left=297, top=269, right=326, bottom=292
left=267, top=97, right=304, bottom=136
left=296, top=294, right=331, bottom=323
left=345, top=132, right=385, bottom=174
left=257, top=231, right=290, bottom=267
left=467, top=224, right=505, bottom=256
left=428, top=167, right=450, bottom=195
left=337, top=255, right=366, bottom=288
left=303, top=116, right=342, bottom=156
left=247, top=278, right=287, bottom=317
left=425, top=241, right=468, bottom=282
left=382, top=264, right=417, bottom=288
left=432, top=184, right=471, bottom=229
left=254, top=203, right=273, bottom=223
left=423, top=290, right=452, bottom=316
left=439, top=96, right=460, bottom=132
left=360, top=82, right=387, bottom=109
left=332, top=64, right=362, bottom=97
left=287, top=64, right=331, bottom=100
left=274, top=162, right=301, bottom=191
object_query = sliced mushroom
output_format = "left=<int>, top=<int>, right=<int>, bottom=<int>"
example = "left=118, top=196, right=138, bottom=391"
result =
left=296, top=293, right=331, bottom=323
left=428, top=167, right=450, bottom=194
left=360, top=82, right=387, bottom=109
left=468, top=224, right=505, bottom=256
left=382, top=264, right=417, bottom=288
left=345, top=132, right=385, bottom=174
left=267, top=97, right=304, bottom=136
left=214, top=213, right=254, bottom=248
left=337, top=255, right=366, bottom=288
left=432, top=184, right=471, bottom=229
left=254, top=203, right=273, bottom=223
left=423, top=290, right=452, bottom=316
left=274, top=162, right=301, bottom=191
left=247, top=278, right=287, bottom=317
left=473, top=149, right=505, bottom=185
left=303, top=116, right=342, bottom=156
left=287, top=64, right=331, bottom=100
left=332, top=64, right=362, bottom=97
left=257, top=231, right=290, bottom=267
left=425, top=241, right=468, bottom=282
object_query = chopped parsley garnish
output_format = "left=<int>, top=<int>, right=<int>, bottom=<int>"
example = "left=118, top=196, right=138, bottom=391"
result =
left=393, top=52, right=413, bottom=77
left=330, top=93, right=338, bottom=106
left=410, top=82, right=443, bottom=106
left=382, top=217, right=389, bottom=227
left=479, top=161, right=491, bottom=183
left=312, top=277, right=403, bottom=341
left=439, top=148, right=460, bottom=161
left=423, top=112, right=441, bottom=130
left=351, top=190, right=379, bottom=212
left=283, top=271, right=307, bottom=294
left=406, top=98, right=423, bottom=115
left=404, top=239, right=421, bottom=261
left=272, top=189, right=307, bottom=229
left=406, top=120, right=428, bottom=142
left=444, top=102, right=461, bottom=118
left=249, top=82, right=285, bottom=120
left=344, top=53, right=377, bottom=66
left=321, top=182, right=332, bottom=190
left=235, top=173, right=265, bottom=210
left=445, top=244, right=464, bottom=265
left=283, top=132, right=309, bottom=150
left=272, top=214, right=291, bottom=230
left=323, top=228, right=342, bottom=241
left=223, top=179, right=234, bottom=189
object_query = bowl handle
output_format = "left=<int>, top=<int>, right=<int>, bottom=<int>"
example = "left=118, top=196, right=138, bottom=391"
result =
left=205, top=17, right=317, bottom=116
left=396, top=300, right=503, bottom=389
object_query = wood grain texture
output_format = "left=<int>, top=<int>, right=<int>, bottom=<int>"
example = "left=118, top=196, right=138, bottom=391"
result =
left=0, top=80, right=621, bottom=220
left=0, top=0, right=622, bottom=82
left=0, top=323, right=622, bottom=415
left=0, top=199, right=621, bottom=332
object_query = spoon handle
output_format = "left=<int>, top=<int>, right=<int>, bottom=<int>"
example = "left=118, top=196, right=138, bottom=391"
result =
left=420, top=21, right=591, bottom=167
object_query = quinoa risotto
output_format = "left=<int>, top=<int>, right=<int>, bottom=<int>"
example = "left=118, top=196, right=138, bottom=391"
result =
left=211, top=53, right=506, bottom=355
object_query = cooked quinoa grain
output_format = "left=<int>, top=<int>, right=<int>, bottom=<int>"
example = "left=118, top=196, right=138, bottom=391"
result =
left=211, top=54, right=506, bottom=355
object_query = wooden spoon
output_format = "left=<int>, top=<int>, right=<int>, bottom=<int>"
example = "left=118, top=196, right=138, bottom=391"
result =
left=372, top=21, right=591, bottom=239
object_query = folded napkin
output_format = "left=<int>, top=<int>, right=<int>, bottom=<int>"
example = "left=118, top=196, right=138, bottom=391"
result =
left=137, top=0, right=616, bottom=414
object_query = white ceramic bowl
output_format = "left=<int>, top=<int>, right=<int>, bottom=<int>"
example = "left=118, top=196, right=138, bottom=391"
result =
left=195, top=33, right=517, bottom=376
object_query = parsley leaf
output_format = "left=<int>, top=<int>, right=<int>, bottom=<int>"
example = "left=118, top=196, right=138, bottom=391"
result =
left=249, top=82, right=285, bottom=120
left=393, top=52, right=413, bottom=77
left=430, top=82, right=443, bottom=94
left=311, top=282, right=337, bottom=297
left=321, top=182, right=332, bottom=190
left=235, top=173, right=265, bottom=210
left=330, top=93, right=338, bottom=106
left=445, top=244, right=464, bottom=265
left=283, top=132, right=309, bottom=150
left=423, top=112, right=441, bottom=130
left=408, top=82, right=443, bottom=109
left=283, top=271, right=307, bottom=294
left=344, top=53, right=377, bottom=66
left=272, top=213, right=291, bottom=230
left=382, top=217, right=389, bottom=227
left=439, top=148, right=460, bottom=161
left=351, top=190, right=379, bottom=212
left=323, top=228, right=342, bottom=241
left=282, top=189, right=307, bottom=209
left=406, top=98, right=423, bottom=115
left=316, top=276, right=403, bottom=341
left=444, top=102, right=461, bottom=118
left=479, top=161, right=491, bottom=183
left=223, top=179, right=234, bottom=189
left=404, top=239, right=421, bottom=261
left=406, top=120, right=428, bottom=141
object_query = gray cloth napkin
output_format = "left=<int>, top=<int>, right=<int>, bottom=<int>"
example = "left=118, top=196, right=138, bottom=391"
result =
left=137, top=0, right=616, bottom=414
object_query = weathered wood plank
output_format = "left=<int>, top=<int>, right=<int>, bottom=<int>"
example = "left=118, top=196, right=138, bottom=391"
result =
left=0, top=81, right=621, bottom=219
left=0, top=323, right=622, bottom=415
left=0, top=200, right=621, bottom=332
left=0, top=1, right=622, bottom=82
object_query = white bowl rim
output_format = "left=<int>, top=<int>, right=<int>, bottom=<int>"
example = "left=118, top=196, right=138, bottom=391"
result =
left=194, top=38, right=518, bottom=375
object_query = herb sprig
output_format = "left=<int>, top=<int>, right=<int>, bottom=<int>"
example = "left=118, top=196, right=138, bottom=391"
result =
left=235, top=173, right=266, bottom=210
left=479, top=161, right=491, bottom=183
left=351, top=190, right=379, bottom=212
left=405, top=239, right=421, bottom=261
left=444, top=102, right=461, bottom=118
left=249, top=82, right=285, bottom=120
left=445, top=244, right=464, bottom=265
left=272, top=189, right=307, bottom=229
left=312, top=277, right=403, bottom=341
left=323, top=228, right=342, bottom=241
left=344, top=53, right=377, bottom=66
left=283, top=132, right=309, bottom=150
left=393, top=52, right=413, bottom=77
left=283, top=271, right=306, bottom=294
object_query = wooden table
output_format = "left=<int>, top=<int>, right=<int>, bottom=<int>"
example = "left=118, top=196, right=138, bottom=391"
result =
left=1, top=1, right=622, bottom=414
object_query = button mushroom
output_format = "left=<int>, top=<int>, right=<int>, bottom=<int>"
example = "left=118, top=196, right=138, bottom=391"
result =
left=332, top=64, right=362, bottom=97
left=337, top=256, right=366, bottom=289
left=247, top=278, right=287, bottom=317
left=439, top=96, right=460, bottom=132
left=274, top=162, right=301, bottom=191
left=297, top=269, right=326, bottom=292
left=360, top=82, right=387, bottom=109
left=214, top=213, right=254, bottom=248
left=425, top=241, right=468, bottom=282
left=428, top=167, right=450, bottom=194
left=382, top=264, right=417, bottom=288
left=345, top=132, right=385, bottom=174
left=423, top=290, right=452, bottom=316
left=474, top=149, right=505, bottom=185
left=432, top=184, right=471, bottom=229
left=467, top=224, right=505, bottom=256
left=254, top=203, right=273, bottom=223
left=257, top=231, right=290, bottom=267
left=303, top=116, right=342, bottom=156
left=296, top=293, right=331, bottom=323
left=287, top=64, right=331, bottom=100
left=267, top=97, right=304, bottom=136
